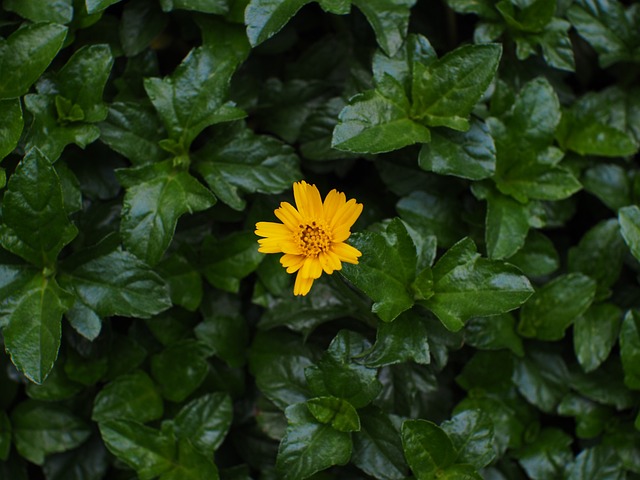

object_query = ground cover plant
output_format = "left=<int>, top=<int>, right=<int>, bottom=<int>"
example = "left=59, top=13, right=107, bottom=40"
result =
left=0, top=0, right=640, bottom=478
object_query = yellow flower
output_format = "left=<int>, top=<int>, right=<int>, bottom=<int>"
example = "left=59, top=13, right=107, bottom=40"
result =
left=255, top=181, right=363, bottom=296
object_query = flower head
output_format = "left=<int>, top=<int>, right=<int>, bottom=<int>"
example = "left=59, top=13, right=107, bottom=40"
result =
left=255, top=181, right=363, bottom=296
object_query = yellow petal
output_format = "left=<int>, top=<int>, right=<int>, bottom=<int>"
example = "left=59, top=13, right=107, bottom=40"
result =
left=294, top=181, right=323, bottom=219
left=294, top=273, right=314, bottom=296
left=331, top=226, right=351, bottom=243
left=300, top=256, right=323, bottom=279
left=255, top=221, right=291, bottom=238
left=274, top=202, right=303, bottom=230
left=331, top=242, right=361, bottom=264
left=319, top=251, right=342, bottom=274
left=322, top=189, right=346, bottom=221
left=332, top=199, right=363, bottom=230
left=280, top=253, right=305, bottom=273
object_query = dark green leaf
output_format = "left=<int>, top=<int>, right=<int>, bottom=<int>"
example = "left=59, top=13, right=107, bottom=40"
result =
left=245, top=0, right=313, bottom=46
left=201, top=231, right=264, bottom=293
left=507, top=230, right=559, bottom=277
left=574, top=304, right=622, bottom=373
left=401, top=419, right=457, bottom=479
left=4, top=0, right=74, bottom=23
left=0, top=23, right=68, bottom=99
left=619, top=205, right=640, bottom=262
left=92, top=370, right=164, bottom=423
left=159, top=438, right=219, bottom=480
left=25, top=361, right=82, bottom=401
left=566, top=445, right=625, bottom=480
left=332, top=87, right=431, bottom=154
left=99, top=419, right=175, bottom=480
left=0, top=148, right=77, bottom=267
left=151, top=340, right=209, bottom=402
left=583, top=164, right=631, bottom=212
left=98, top=102, right=167, bottom=165
left=421, top=237, right=533, bottom=331
left=158, top=253, right=202, bottom=312
left=512, top=348, right=570, bottom=412
left=277, top=403, right=352, bottom=480
left=160, top=0, right=228, bottom=12
left=0, top=99, right=23, bottom=160
left=306, top=396, right=361, bottom=432
left=117, top=161, right=216, bottom=265
left=2, top=273, right=72, bottom=384
left=351, top=0, right=417, bottom=56
left=0, top=412, right=10, bottom=461
left=174, top=393, right=233, bottom=454
left=86, top=0, right=123, bottom=13
left=518, top=273, right=597, bottom=341
left=42, top=435, right=110, bottom=480
left=193, top=122, right=301, bottom=211
left=419, top=118, right=496, bottom=180
left=120, top=0, right=168, bottom=56
left=144, top=45, right=246, bottom=148
left=410, top=44, right=502, bottom=131
left=481, top=187, right=531, bottom=260
left=620, top=310, right=640, bottom=389
left=11, top=400, right=91, bottom=465
left=352, top=406, right=408, bottom=480
left=442, top=410, right=495, bottom=469
left=557, top=393, right=612, bottom=439
left=341, top=219, right=416, bottom=322
left=464, top=314, right=524, bottom=356
left=195, top=292, right=248, bottom=367
left=515, top=428, right=573, bottom=480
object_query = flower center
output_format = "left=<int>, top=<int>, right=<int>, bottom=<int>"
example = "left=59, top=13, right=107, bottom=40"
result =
left=295, top=221, right=331, bottom=257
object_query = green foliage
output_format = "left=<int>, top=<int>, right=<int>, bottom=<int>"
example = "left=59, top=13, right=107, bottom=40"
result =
left=1, top=0, right=640, bottom=478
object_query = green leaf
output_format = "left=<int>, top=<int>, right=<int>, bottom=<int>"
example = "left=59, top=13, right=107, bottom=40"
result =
left=0, top=149, right=77, bottom=267
left=568, top=0, right=640, bottom=68
left=306, top=331, right=382, bottom=408
left=464, top=313, right=524, bottom=357
left=173, top=393, right=233, bottom=454
left=60, top=238, right=172, bottom=329
left=120, top=0, right=169, bottom=56
left=360, top=311, right=430, bottom=367
left=515, top=428, right=573, bottom=480
left=11, top=400, right=91, bottom=465
left=401, top=419, right=457, bottom=479
left=117, top=161, right=216, bottom=265
left=144, top=45, right=246, bottom=148
left=159, top=438, right=219, bottom=480
left=410, top=44, right=502, bottom=131
left=583, top=164, right=631, bottom=212
left=442, top=410, right=495, bottom=469
left=245, top=0, right=312, bottom=46
left=157, top=253, right=202, bottom=312
left=195, top=292, right=248, bottom=367
left=4, top=0, right=74, bottom=23
left=99, top=419, right=175, bottom=480
left=159, top=0, right=228, bottom=13
left=332, top=88, right=431, bottom=154
left=567, top=445, right=625, bottom=480
left=421, top=237, right=533, bottom=331
left=619, top=205, right=640, bottom=262
left=481, top=187, right=531, bottom=260
left=620, top=310, right=640, bottom=390
left=201, top=231, right=264, bottom=293
left=535, top=18, right=576, bottom=71
left=419, top=118, right=496, bottom=180
left=351, top=0, right=417, bottom=56
left=25, top=361, right=82, bottom=401
left=0, top=99, right=23, bottom=161
left=507, top=230, right=559, bottom=277
left=0, top=23, right=68, bottom=99
left=42, top=436, right=109, bottom=480
left=568, top=219, right=626, bottom=299
left=193, top=122, right=301, bottom=211
left=341, top=219, right=417, bottom=322
left=352, top=406, right=408, bottom=480
left=277, top=403, right=352, bottom=480
left=306, top=396, right=361, bottom=432
left=518, top=273, right=597, bottom=341
left=86, top=0, right=123, bottom=13
left=2, top=273, right=72, bottom=384
left=556, top=111, right=638, bottom=157
left=151, top=340, right=209, bottom=402
left=496, top=0, right=555, bottom=33
left=574, top=304, right=622, bottom=373
left=92, top=370, right=164, bottom=424
left=512, top=348, right=570, bottom=412
left=98, top=102, right=167, bottom=165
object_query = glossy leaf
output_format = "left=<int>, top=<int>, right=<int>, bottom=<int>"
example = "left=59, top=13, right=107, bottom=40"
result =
left=512, top=348, right=570, bottom=412
left=401, top=419, right=457, bottom=479
left=0, top=23, right=68, bottom=99
left=159, top=0, right=227, bottom=13
left=518, top=273, right=597, bottom=341
left=173, top=393, right=233, bottom=454
left=464, top=313, right=524, bottom=356
left=150, top=340, right=209, bottom=402
left=4, top=0, right=74, bottom=23
left=86, top=0, right=123, bottom=13
left=618, top=205, right=640, bottom=262
left=507, top=230, right=559, bottom=277
left=277, top=403, right=352, bottom=479
left=159, top=438, right=219, bottom=480
left=351, top=0, right=417, bottom=56
left=583, top=164, right=631, bottom=211
left=0, top=99, right=23, bottom=160
left=515, top=428, right=573, bottom=480
left=620, top=310, right=640, bottom=390
left=441, top=410, right=495, bottom=469
left=574, top=303, right=622, bottom=373
left=566, top=445, right=625, bottom=480
left=306, top=396, right=361, bottom=432
left=245, top=0, right=312, bottom=46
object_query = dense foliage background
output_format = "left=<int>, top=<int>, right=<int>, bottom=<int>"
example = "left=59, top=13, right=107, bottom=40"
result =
left=1, top=0, right=640, bottom=478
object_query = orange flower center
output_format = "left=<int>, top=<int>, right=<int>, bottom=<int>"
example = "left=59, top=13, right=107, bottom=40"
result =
left=295, top=221, right=331, bottom=257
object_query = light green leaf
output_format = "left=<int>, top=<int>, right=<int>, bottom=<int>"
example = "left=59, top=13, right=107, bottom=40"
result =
left=277, top=403, right=352, bottom=480
left=306, top=396, right=361, bottom=432
left=99, top=419, right=175, bottom=480
left=0, top=23, right=68, bottom=99
left=419, top=118, right=496, bottom=180
left=481, top=187, right=531, bottom=260
left=4, top=0, right=74, bottom=23
left=2, top=273, right=72, bottom=384
left=0, top=99, right=23, bottom=161
left=341, top=219, right=417, bottom=322
left=92, top=370, right=164, bottom=424
left=411, top=44, right=502, bottom=130
left=556, top=111, right=638, bottom=157
left=332, top=88, right=431, bottom=154
left=421, top=237, right=534, bottom=331
left=11, top=400, right=91, bottom=465
left=117, top=161, right=216, bottom=265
